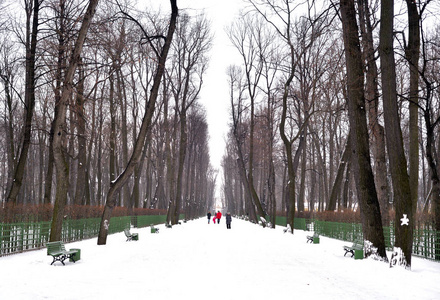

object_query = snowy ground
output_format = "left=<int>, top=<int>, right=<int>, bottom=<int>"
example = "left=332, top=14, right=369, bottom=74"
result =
left=1, top=218, right=440, bottom=300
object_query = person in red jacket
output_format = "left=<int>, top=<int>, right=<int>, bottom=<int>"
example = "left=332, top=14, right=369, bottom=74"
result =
left=216, top=211, right=222, bottom=224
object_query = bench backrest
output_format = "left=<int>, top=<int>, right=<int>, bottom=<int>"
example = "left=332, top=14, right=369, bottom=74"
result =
left=353, top=240, right=364, bottom=247
left=46, top=241, right=66, bottom=255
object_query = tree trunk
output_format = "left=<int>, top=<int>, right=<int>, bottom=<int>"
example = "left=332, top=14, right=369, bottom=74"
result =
left=423, top=108, right=440, bottom=259
left=340, top=0, right=387, bottom=260
left=172, top=106, right=187, bottom=225
left=109, top=73, right=117, bottom=192
left=298, top=133, right=307, bottom=212
left=1, top=59, right=17, bottom=206
left=50, top=0, right=99, bottom=241
left=74, top=62, right=87, bottom=206
left=406, top=0, right=420, bottom=229
left=379, top=0, right=413, bottom=268
left=327, top=135, right=351, bottom=211
left=116, top=67, right=131, bottom=209
left=247, top=89, right=267, bottom=223
left=6, top=0, right=39, bottom=205
left=44, top=0, right=67, bottom=206
left=279, top=67, right=296, bottom=233
left=359, top=0, right=389, bottom=213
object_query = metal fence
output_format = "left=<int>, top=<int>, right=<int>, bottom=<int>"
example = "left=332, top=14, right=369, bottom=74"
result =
left=309, top=219, right=440, bottom=262
left=0, top=214, right=182, bottom=257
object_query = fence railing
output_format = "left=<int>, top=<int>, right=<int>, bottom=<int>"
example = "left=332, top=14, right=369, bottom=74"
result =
left=270, top=217, right=439, bottom=261
left=0, top=214, right=183, bottom=257
left=309, top=219, right=440, bottom=262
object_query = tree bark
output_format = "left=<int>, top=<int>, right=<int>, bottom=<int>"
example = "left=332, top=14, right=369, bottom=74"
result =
left=44, top=0, right=67, bottom=206
left=423, top=105, right=440, bottom=259
left=379, top=0, right=413, bottom=268
left=358, top=0, right=389, bottom=213
left=74, top=62, right=87, bottom=206
left=108, top=72, right=117, bottom=198
left=340, top=0, right=387, bottom=260
left=279, top=69, right=296, bottom=232
left=406, top=0, right=420, bottom=228
left=50, top=0, right=99, bottom=242
left=0, top=53, right=17, bottom=206
left=172, top=104, right=188, bottom=224
left=6, top=0, right=39, bottom=205
left=327, top=135, right=351, bottom=211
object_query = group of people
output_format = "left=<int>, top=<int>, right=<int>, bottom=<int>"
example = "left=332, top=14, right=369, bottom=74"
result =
left=207, top=211, right=232, bottom=229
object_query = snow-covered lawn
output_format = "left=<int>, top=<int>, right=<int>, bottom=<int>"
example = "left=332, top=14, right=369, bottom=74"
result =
left=1, top=217, right=439, bottom=299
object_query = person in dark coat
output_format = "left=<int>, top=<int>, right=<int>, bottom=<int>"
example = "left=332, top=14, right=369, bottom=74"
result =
left=216, top=211, right=222, bottom=224
left=207, top=212, right=212, bottom=224
left=226, top=212, right=232, bottom=229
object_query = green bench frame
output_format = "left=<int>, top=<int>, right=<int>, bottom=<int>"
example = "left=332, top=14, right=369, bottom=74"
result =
left=46, top=241, right=79, bottom=265
left=343, top=240, right=364, bottom=257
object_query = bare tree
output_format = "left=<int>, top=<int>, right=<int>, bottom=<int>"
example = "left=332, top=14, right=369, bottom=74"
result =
left=50, top=0, right=99, bottom=241
left=0, top=32, right=20, bottom=204
left=228, top=64, right=258, bottom=222
left=6, top=0, right=41, bottom=209
left=228, top=13, right=269, bottom=224
left=417, top=13, right=440, bottom=259
left=167, top=13, right=212, bottom=225
left=247, top=0, right=331, bottom=231
left=405, top=0, right=421, bottom=226
left=98, top=0, right=178, bottom=245
left=358, top=0, right=389, bottom=213
left=379, top=0, right=414, bottom=267
left=340, top=0, right=387, bottom=260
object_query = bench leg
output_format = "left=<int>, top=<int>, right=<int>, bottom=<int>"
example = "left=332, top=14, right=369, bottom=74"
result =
left=51, top=255, right=65, bottom=265
left=51, top=255, right=66, bottom=265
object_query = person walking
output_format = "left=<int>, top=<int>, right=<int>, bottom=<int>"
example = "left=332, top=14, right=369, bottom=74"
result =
left=226, top=212, right=232, bottom=229
left=207, top=211, right=212, bottom=224
left=216, top=211, right=222, bottom=224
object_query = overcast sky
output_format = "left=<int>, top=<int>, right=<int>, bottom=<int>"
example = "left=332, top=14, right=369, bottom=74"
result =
left=178, top=0, right=246, bottom=171
left=144, top=0, right=247, bottom=200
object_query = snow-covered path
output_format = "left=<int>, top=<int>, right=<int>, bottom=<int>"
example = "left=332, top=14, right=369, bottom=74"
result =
left=1, top=218, right=439, bottom=299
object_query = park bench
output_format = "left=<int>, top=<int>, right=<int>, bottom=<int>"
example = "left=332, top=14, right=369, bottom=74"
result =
left=46, top=241, right=80, bottom=265
left=124, top=228, right=139, bottom=241
left=150, top=224, right=159, bottom=233
left=343, top=239, right=364, bottom=258
left=307, top=233, right=320, bottom=243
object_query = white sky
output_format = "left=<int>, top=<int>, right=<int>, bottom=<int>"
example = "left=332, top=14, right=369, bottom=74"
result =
left=149, top=0, right=247, bottom=201
left=178, top=0, right=246, bottom=171
left=140, top=0, right=246, bottom=200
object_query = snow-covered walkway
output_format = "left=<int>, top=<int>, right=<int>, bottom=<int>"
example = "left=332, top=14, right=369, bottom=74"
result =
left=1, top=218, right=439, bottom=299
